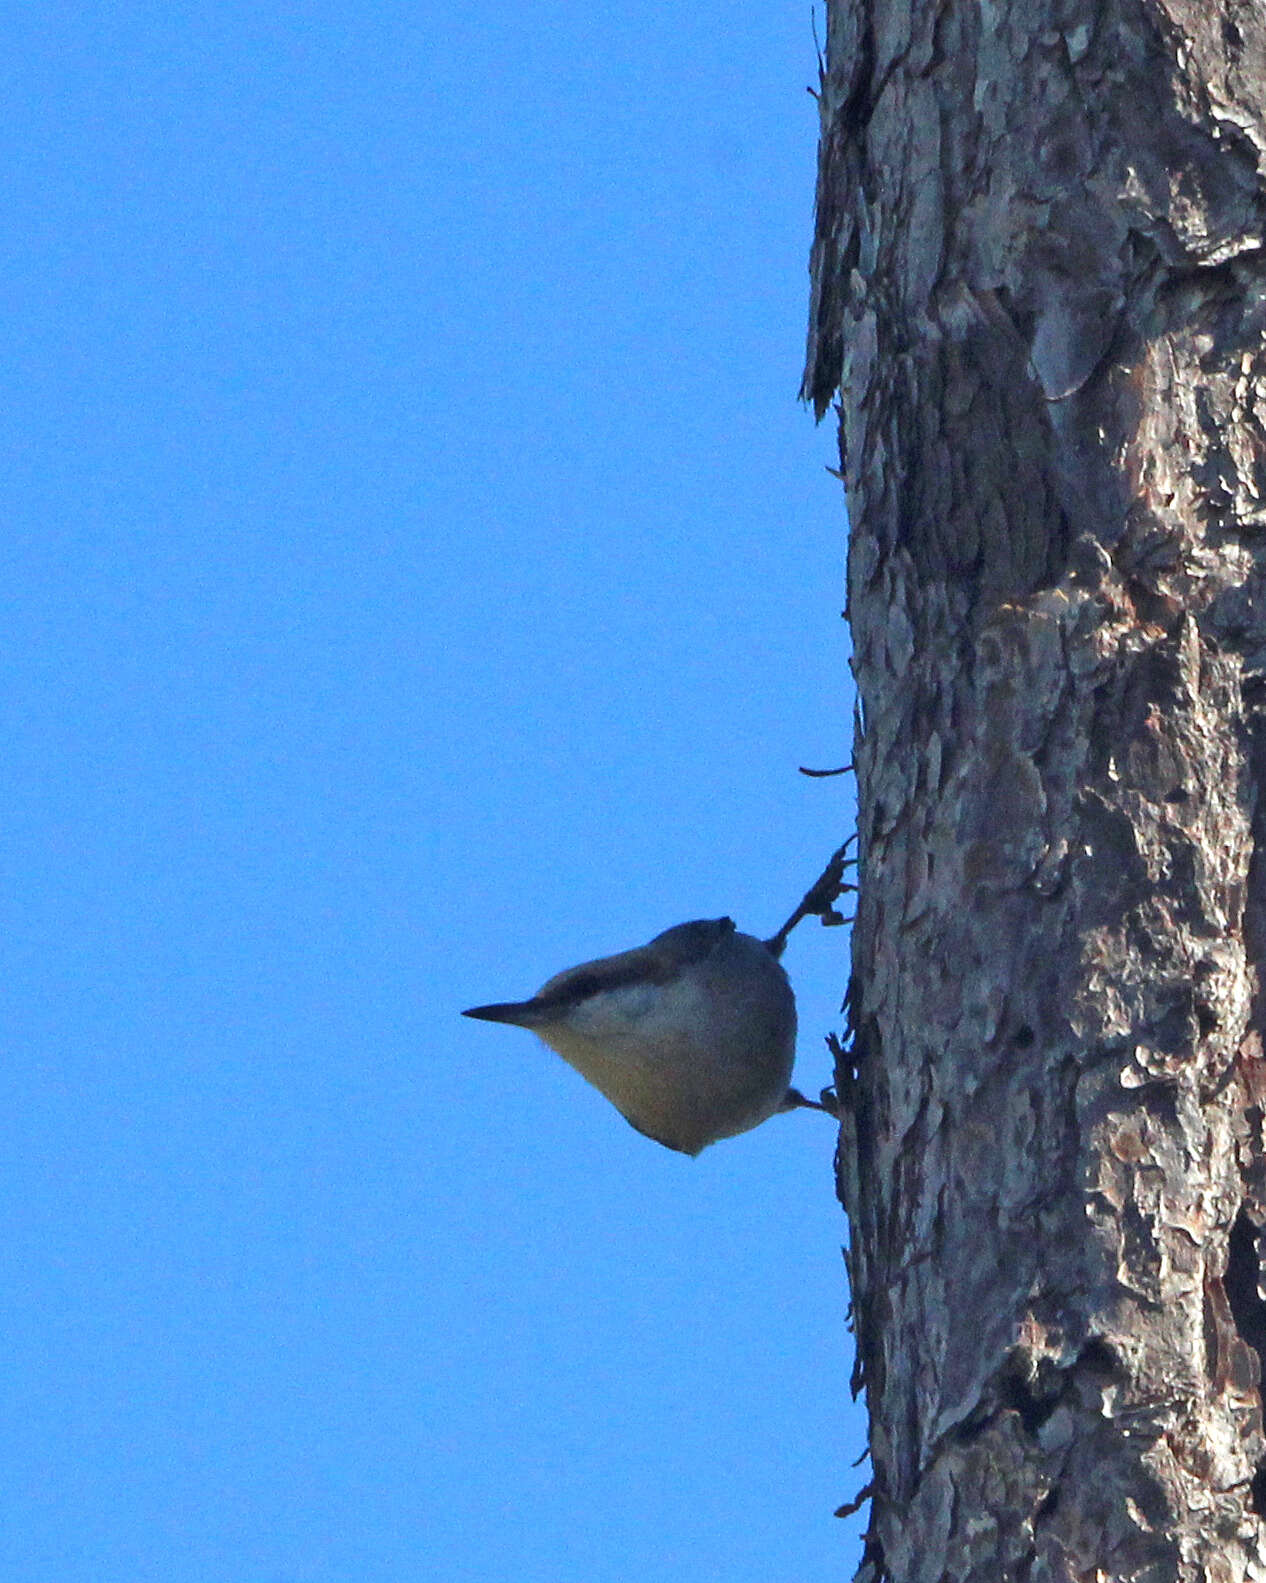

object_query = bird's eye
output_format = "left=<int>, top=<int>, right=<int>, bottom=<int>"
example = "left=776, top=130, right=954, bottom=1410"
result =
left=562, top=973, right=602, bottom=999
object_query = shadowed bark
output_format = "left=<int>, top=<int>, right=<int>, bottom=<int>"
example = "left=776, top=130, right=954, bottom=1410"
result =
left=805, top=1, right=1266, bottom=1577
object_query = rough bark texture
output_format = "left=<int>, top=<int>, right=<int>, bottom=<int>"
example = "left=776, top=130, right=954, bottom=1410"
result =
left=806, top=2, right=1266, bottom=1578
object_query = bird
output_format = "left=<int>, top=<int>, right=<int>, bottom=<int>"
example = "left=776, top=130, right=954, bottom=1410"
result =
left=463, top=914, right=835, bottom=1156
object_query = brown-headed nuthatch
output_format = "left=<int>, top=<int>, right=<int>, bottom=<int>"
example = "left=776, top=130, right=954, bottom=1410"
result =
left=464, top=910, right=840, bottom=1155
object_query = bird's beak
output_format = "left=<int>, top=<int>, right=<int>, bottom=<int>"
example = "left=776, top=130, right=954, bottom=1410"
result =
left=462, top=1001, right=538, bottom=1026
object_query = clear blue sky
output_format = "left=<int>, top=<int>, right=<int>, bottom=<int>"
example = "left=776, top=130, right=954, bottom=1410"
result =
left=0, top=5, right=867, bottom=1580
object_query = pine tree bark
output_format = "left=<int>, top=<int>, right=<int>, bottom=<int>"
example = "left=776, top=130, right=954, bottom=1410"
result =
left=805, top=3, right=1266, bottom=1578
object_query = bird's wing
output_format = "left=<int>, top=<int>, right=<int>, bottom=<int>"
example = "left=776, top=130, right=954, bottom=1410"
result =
left=532, top=917, right=736, bottom=1009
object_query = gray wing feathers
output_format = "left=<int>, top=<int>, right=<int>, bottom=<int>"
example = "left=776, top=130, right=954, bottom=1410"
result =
left=464, top=918, right=737, bottom=1023
left=531, top=917, right=735, bottom=1009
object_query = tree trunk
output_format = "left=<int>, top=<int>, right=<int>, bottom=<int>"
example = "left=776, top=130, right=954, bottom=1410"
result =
left=805, top=3, right=1266, bottom=1578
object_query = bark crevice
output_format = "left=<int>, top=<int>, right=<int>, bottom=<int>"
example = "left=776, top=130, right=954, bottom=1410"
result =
left=1224, top=1209, right=1266, bottom=1515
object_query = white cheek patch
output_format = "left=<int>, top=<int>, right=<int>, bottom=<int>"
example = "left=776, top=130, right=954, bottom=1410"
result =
left=577, top=978, right=710, bottom=1048
left=566, top=982, right=654, bottom=1035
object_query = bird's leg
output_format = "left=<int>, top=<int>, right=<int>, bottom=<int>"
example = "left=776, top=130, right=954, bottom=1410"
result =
left=764, top=834, right=857, bottom=957
left=782, top=1086, right=841, bottom=1118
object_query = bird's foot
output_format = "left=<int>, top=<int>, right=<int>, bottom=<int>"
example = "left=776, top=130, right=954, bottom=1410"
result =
left=783, top=1086, right=840, bottom=1118
left=764, top=836, right=858, bottom=957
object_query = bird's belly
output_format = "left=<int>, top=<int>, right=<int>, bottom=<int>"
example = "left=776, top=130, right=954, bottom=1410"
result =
left=540, top=1009, right=795, bottom=1155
